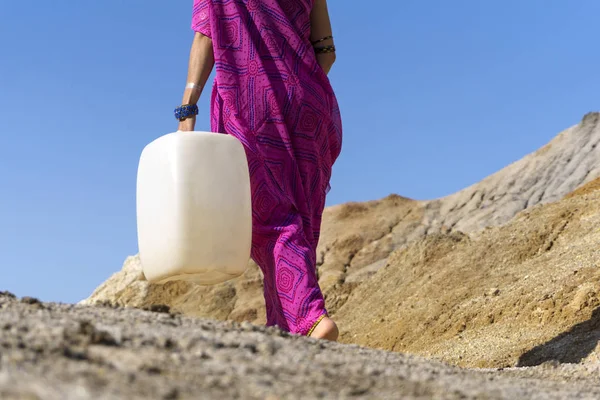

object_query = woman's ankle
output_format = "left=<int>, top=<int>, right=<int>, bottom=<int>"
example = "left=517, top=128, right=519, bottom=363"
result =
left=309, top=316, right=339, bottom=341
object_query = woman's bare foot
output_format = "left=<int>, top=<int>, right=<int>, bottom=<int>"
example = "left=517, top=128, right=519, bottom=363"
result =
left=309, top=316, right=339, bottom=341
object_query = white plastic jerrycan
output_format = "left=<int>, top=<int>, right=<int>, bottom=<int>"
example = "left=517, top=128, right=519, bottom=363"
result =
left=136, top=131, right=252, bottom=285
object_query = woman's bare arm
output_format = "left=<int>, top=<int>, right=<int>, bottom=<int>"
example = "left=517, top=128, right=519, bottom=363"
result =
left=178, top=32, right=215, bottom=131
left=310, top=0, right=336, bottom=75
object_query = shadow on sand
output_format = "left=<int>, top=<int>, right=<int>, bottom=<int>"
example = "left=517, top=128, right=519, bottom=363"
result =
left=517, top=306, right=600, bottom=366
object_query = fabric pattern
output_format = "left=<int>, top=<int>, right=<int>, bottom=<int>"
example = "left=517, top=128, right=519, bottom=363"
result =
left=192, top=0, right=342, bottom=335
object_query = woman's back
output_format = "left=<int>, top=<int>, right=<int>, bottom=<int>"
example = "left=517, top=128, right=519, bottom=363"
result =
left=187, top=0, right=342, bottom=339
left=192, top=0, right=340, bottom=154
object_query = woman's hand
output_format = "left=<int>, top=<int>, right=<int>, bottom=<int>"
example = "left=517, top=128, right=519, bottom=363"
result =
left=178, top=116, right=196, bottom=132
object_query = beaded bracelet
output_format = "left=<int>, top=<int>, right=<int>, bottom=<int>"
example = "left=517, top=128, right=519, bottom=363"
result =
left=174, top=104, right=199, bottom=121
left=311, top=35, right=333, bottom=45
left=314, top=45, right=336, bottom=54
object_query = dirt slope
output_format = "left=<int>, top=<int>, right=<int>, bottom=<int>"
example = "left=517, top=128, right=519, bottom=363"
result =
left=336, top=178, right=600, bottom=368
left=81, top=112, right=600, bottom=369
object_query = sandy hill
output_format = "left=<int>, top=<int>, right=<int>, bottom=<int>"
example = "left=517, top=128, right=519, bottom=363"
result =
left=82, top=112, right=600, bottom=370
left=337, top=176, right=600, bottom=368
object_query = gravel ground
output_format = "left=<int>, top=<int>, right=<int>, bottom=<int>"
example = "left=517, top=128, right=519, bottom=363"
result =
left=1, top=292, right=600, bottom=400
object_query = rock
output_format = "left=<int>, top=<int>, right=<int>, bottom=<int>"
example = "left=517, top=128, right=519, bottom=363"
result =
left=144, top=304, right=171, bottom=314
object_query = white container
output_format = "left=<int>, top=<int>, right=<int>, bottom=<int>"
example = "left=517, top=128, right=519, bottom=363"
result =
left=136, top=131, right=252, bottom=285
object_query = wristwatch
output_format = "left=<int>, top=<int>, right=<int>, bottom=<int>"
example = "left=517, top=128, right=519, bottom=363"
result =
left=174, top=104, right=199, bottom=121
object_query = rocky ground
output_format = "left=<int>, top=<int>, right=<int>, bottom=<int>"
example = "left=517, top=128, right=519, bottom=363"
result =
left=2, top=292, right=600, bottom=400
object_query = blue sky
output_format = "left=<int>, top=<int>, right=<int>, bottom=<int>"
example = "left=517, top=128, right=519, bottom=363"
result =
left=1, top=1, right=599, bottom=303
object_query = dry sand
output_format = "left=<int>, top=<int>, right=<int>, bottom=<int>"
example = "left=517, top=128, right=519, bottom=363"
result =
left=336, top=178, right=600, bottom=368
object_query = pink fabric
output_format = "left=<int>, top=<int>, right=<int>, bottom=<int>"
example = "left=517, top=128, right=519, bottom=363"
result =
left=192, top=0, right=342, bottom=335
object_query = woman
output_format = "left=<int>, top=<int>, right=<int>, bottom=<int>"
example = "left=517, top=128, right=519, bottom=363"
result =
left=176, top=0, right=342, bottom=341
